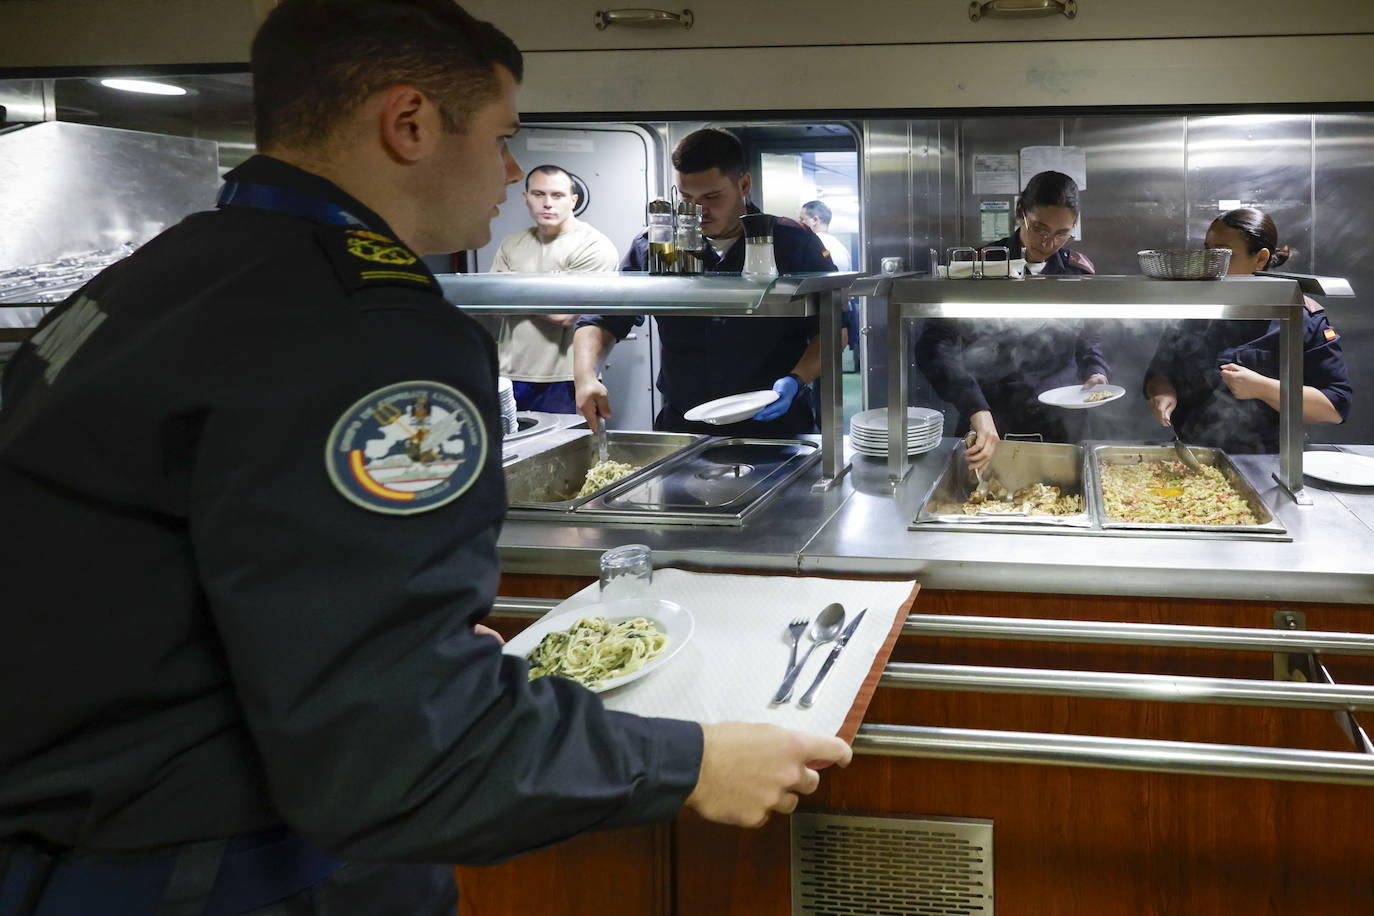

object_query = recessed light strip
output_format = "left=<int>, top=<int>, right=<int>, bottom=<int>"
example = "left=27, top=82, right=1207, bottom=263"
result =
left=99, top=78, right=187, bottom=96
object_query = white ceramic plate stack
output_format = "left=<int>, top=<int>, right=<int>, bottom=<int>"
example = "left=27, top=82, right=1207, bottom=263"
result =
left=497, top=376, right=517, bottom=435
left=848, top=407, right=944, bottom=457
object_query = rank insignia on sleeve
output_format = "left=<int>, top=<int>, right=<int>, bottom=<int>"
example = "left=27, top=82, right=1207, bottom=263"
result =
left=1324, top=327, right=1338, bottom=341
left=346, top=230, right=417, bottom=265
left=325, top=381, right=487, bottom=515
left=317, top=226, right=437, bottom=292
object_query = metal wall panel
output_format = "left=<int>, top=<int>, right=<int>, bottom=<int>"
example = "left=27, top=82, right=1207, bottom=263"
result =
left=0, top=121, right=218, bottom=269
left=1315, top=113, right=1374, bottom=444
left=1067, top=116, right=1187, bottom=441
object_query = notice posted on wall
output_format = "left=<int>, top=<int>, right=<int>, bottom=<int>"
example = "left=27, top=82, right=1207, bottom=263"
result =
left=979, top=199, right=1011, bottom=241
left=973, top=154, right=1019, bottom=195
left=1019, top=146, right=1087, bottom=190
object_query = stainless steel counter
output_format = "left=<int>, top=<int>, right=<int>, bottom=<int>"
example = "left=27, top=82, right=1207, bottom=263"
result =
left=497, top=433, right=1374, bottom=605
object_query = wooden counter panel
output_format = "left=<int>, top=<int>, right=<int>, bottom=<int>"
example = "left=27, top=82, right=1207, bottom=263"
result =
left=475, top=579, right=1374, bottom=914
left=453, top=823, right=669, bottom=915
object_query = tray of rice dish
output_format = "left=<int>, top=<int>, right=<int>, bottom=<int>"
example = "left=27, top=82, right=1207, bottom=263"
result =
left=914, top=440, right=1094, bottom=529
left=1089, top=445, right=1286, bottom=536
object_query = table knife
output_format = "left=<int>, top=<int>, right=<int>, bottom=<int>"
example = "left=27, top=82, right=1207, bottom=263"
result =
left=798, top=608, right=867, bottom=708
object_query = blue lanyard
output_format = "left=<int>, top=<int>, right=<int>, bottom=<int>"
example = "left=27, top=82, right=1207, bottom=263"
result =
left=217, top=182, right=370, bottom=229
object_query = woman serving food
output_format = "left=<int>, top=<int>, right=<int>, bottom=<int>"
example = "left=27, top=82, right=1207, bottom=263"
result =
left=915, top=171, right=1110, bottom=470
left=1143, top=207, right=1352, bottom=453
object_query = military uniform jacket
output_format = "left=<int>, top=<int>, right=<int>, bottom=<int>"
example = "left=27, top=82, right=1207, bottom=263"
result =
left=0, top=156, right=701, bottom=864
left=576, top=205, right=835, bottom=436
left=914, top=236, right=1107, bottom=441
left=1144, top=296, right=1352, bottom=453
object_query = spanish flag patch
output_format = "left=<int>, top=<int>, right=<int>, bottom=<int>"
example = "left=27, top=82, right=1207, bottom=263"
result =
left=1324, top=328, right=1338, bottom=341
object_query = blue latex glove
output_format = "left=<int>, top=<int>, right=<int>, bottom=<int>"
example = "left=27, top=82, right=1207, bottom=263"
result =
left=752, top=374, right=800, bottom=421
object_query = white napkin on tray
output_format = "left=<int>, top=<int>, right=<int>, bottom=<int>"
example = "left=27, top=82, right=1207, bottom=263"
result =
left=542, top=569, right=915, bottom=738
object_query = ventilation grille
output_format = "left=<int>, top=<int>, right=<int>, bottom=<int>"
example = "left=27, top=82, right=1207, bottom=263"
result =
left=791, top=812, right=993, bottom=915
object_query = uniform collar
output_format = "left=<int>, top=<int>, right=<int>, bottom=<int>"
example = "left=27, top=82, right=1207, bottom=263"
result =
left=218, top=155, right=396, bottom=236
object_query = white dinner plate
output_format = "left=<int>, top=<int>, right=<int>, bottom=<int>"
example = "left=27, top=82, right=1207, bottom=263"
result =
left=1302, top=450, right=1374, bottom=487
left=503, top=598, right=694, bottom=693
left=683, top=390, right=779, bottom=425
left=1037, top=383, right=1126, bottom=409
left=850, top=406, right=944, bottom=433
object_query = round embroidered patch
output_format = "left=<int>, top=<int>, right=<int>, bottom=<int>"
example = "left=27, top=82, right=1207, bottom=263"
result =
left=325, top=381, right=487, bottom=515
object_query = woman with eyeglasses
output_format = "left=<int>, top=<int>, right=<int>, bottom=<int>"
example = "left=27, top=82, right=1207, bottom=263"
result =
left=1143, top=207, right=1351, bottom=454
left=915, top=171, right=1110, bottom=470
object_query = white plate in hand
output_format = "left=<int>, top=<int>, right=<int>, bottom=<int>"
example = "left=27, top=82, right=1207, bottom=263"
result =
left=682, top=390, right=780, bottom=425
left=1037, top=383, right=1126, bottom=409
left=1302, top=450, right=1374, bottom=487
left=503, top=598, right=694, bottom=693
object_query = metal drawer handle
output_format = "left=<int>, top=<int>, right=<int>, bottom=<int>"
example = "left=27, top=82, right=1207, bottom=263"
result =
left=594, top=8, right=694, bottom=30
left=969, top=0, right=1077, bottom=20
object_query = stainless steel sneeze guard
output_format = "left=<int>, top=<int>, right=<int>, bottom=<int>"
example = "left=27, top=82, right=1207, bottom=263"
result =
left=440, top=271, right=858, bottom=490
left=874, top=274, right=1332, bottom=505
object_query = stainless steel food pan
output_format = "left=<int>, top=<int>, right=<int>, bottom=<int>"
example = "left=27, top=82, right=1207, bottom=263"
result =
left=1089, top=445, right=1286, bottom=536
left=914, top=440, right=1092, bottom=529
left=576, top=437, right=821, bottom=526
left=503, top=430, right=702, bottom=510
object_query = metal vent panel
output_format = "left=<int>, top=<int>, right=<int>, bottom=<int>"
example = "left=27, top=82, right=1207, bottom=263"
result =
left=791, top=812, right=993, bottom=915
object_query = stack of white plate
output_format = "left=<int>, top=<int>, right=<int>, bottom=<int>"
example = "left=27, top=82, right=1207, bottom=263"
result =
left=848, top=407, right=944, bottom=457
left=497, top=376, right=517, bottom=435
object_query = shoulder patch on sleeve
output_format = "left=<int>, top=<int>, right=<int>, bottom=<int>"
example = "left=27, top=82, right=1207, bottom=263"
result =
left=324, top=380, right=487, bottom=515
left=315, top=226, right=439, bottom=294
left=1066, top=249, right=1096, bottom=274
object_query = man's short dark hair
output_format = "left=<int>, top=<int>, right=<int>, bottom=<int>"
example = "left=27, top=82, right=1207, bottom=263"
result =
left=672, top=128, right=745, bottom=176
left=252, top=0, right=523, bottom=151
left=525, top=164, right=575, bottom=192
left=801, top=200, right=832, bottom=225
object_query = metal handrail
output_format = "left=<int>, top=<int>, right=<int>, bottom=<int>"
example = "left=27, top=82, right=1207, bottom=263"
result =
left=852, top=724, right=1374, bottom=787
left=902, top=614, right=1374, bottom=656
left=880, top=662, right=1374, bottom=712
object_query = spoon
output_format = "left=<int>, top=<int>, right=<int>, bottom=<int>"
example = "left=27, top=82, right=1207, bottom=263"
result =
left=597, top=416, right=609, bottom=463
left=1168, top=421, right=1204, bottom=474
left=771, top=602, right=845, bottom=704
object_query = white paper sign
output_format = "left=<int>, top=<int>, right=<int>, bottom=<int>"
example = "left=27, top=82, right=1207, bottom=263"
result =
left=1019, top=145, right=1087, bottom=190
left=973, top=154, right=1019, bottom=194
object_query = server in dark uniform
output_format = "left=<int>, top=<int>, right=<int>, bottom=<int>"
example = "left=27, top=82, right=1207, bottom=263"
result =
left=1145, top=207, right=1351, bottom=452
left=0, top=4, right=850, bottom=914
left=915, top=171, right=1110, bottom=471
left=572, top=128, right=837, bottom=437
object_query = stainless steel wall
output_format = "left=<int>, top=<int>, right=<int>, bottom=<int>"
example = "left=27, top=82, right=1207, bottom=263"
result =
left=863, top=112, right=1374, bottom=445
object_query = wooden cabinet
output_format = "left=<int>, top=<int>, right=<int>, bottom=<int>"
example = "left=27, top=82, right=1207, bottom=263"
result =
left=461, top=0, right=1374, bottom=52
left=463, top=573, right=1374, bottom=915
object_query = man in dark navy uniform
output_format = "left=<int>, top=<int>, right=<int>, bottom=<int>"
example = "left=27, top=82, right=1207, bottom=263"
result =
left=0, top=3, right=850, bottom=914
left=572, top=128, right=837, bottom=436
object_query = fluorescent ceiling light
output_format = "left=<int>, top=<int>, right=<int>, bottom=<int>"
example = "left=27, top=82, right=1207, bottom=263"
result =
left=99, top=78, right=187, bottom=96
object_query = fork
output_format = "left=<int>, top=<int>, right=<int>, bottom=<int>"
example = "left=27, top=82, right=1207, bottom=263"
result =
left=784, top=617, right=809, bottom=677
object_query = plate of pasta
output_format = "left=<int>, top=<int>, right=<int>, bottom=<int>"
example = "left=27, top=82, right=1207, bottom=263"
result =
left=505, top=598, right=694, bottom=692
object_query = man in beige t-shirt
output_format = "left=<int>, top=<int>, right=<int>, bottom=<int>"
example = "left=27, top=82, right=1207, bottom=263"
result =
left=492, top=165, right=619, bottom=413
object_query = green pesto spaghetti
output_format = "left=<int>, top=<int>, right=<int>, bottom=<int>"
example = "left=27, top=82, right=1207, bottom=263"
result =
left=525, top=616, right=669, bottom=688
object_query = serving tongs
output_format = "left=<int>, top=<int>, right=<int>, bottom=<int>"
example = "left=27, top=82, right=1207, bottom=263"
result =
left=597, top=416, right=609, bottom=463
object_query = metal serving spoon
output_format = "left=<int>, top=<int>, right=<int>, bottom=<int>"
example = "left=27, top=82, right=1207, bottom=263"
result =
left=771, top=602, right=845, bottom=704
left=1169, top=421, right=1204, bottom=474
